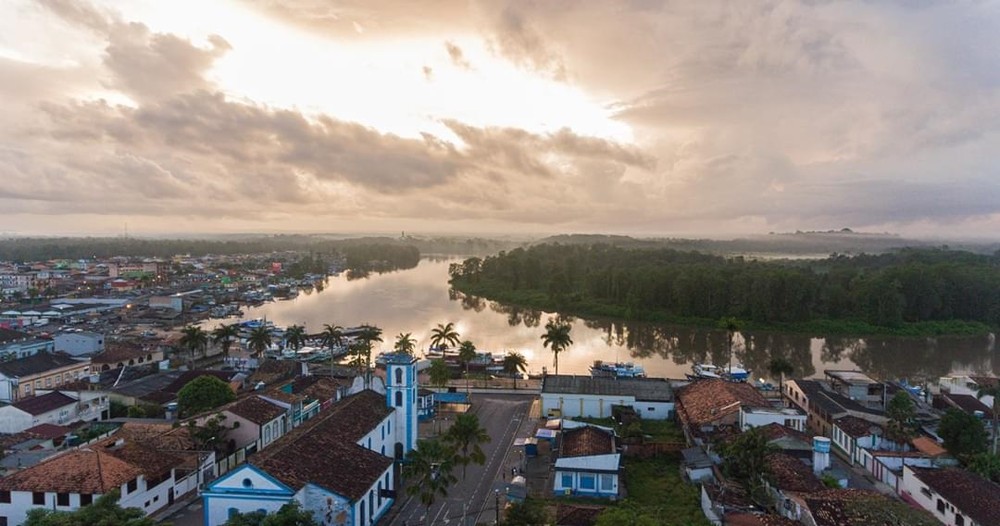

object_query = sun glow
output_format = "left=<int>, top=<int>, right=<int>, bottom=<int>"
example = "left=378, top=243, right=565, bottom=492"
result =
left=107, top=0, right=633, bottom=144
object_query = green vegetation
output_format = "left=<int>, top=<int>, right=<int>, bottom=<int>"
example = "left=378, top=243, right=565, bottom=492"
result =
left=223, top=502, right=318, bottom=526
left=177, top=375, right=236, bottom=416
left=404, top=438, right=458, bottom=518
left=24, top=490, right=159, bottom=526
left=443, top=413, right=491, bottom=480
left=503, top=498, right=550, bottom=526
left=450, top=244, right=1000, bottom=337
left=598, top=454, right=710, bottom=526
left=885, top=391, right=917, bottom=443
left=718, top=427, right=775, bottom=505
left=938, top=409, right=988, bottom=460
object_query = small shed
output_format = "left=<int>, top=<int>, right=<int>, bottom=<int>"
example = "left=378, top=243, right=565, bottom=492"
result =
left=524, top=437, right=539, bottom=457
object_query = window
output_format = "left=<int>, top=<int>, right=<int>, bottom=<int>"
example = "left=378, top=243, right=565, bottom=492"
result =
left=600, top=474, right=615, bottom=491
left=956, top=514, right=964, bottom=526
left=127, top=479, right=138, bottom=494
left=395, top=391, right=403, bottom=407
left=580, top=475, right=596, bottom=490
left=80, top=494, right=92, bottom=506
left=0, top=490, right=10, bottom=503
left=242, top=478, right=253, bottom=488
left=144, top=501, right=150, bottom=508
left=561, top=474, right=572, bottom=488
left=45, top=377, right=51, bottom=387
left=34, top=380, right=41, bottom=388
left=33, top=492, right=45, bottom=505
left=55, top=376, right=61, bottom=385
left=395, top=368, right=403, bottom=385
left=56, top=493, right=70, bottom=506
left=937, top=499, right=946, bottom=513
left=264, top=426, right=272, bottom=443
left=920, top=487, right=932, bottom=498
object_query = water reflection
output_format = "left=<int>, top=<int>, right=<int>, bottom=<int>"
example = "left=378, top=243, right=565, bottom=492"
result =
left=228, top=258, right=994, bottom=382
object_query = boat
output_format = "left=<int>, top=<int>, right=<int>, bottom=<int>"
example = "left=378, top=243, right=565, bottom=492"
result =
left=688, top=363, right=751, bottom=382
left=590, top=361, right=646, bottom=378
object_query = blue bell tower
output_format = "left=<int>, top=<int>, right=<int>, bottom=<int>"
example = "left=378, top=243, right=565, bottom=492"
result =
left=384, top=353, right=418, bottom=457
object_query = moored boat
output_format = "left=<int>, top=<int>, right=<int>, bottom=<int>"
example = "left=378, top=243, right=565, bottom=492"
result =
left=590, top=360, right=646, bottom=378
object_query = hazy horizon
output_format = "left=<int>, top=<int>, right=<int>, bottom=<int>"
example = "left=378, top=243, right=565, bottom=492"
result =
left=2, top=1, right=999, bottom=238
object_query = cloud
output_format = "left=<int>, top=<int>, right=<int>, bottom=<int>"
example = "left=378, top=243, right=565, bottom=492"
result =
left=444, top=41, right=471, bottom=70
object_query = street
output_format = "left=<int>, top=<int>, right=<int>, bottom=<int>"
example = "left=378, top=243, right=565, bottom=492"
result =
left=385, top=393, right=535, bottom=526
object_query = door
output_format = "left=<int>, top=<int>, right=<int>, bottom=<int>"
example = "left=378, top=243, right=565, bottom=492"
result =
left=168, top=488, right=174, bottom=506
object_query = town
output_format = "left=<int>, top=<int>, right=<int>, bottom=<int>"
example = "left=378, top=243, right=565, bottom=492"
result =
left=0, top=249, right=998, bottom=526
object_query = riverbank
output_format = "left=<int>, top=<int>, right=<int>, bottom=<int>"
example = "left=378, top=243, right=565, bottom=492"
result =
left=450, top=282, right=995, bottom=338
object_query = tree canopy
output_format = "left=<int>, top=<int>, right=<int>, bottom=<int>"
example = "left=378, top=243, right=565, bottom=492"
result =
left=24, top=490, right=158, bottom=526
left=938, top=408, right=988, bottom=460
left=177, top=375, right=236, bottom=416
left=223, top=502, right=319, bottom=526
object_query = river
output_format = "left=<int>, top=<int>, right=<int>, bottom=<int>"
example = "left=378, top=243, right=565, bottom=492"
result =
left=222, top=257, right=997, bottom=384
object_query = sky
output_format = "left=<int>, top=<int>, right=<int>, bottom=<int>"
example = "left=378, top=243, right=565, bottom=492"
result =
left=1, top=0, right=999, bottom=239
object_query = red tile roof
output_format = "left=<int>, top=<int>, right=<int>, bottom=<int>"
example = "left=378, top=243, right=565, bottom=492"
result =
left=12, top=391, right=77, bottom=416
left=22, top=423, right=71, bottom=440
left=0, top=448, right=142, bottom=493
left=677, top=378, right=770, bottom=427
left=227, top=395, right=287, bottom=425
left=909, top=467, right=1000, bottom=526
left=250, top=390, right=393, bottom=501
left=725, top=513, right=799, bottom=526
left=561, top=426, right=615, bottom=458
left=804, top=488, right=938, bottom=526
left=766, top=453, right=825, bottom=494
left=834, top=415, right=882, bottom=439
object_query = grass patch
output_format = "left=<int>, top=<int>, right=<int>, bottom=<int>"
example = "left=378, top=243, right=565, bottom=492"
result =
left=638, top=420, right=685, bottom=442
left=602, top=454, right=710, bottom=526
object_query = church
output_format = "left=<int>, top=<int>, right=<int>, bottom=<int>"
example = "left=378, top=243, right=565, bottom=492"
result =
left=202, top=353, right=419, bottom=526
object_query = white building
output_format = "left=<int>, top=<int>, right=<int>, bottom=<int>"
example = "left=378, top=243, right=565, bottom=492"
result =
left=901, top=465, right=1000, bottom=526
left=203, top=353, right=419, bottom=526
left=52, top=331, right=105, bottom=356
left=553, top=426, right=621, bottom=499
left=0, top=439, right=187, bottom=525
left=739, top=405, right=807, bottom=433
left=541, top=375, right=675, bottom=420
left=0, top=390, right=108, bottom=434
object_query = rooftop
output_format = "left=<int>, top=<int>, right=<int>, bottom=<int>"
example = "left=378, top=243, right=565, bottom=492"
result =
left=0, top=352, right=85, bottom=378
left=0, top=448, right=142, bottom=494
left=542, top=375, right=673, bottom=402
left=676, top=378, right=770, bottom=427
left=561, top=426, right=615, bottom=458
left=227, top=396, right=286, bottom=425
left=250, top=390, right=393, bottom=501
left=910, top=467, right=1000, bottom=526
left=825, top=370, right=879, bottom=385
left=834, top=415, right=882, bottom=439
left=12, top=391, right=77, bottom=416
left=766, top=453, right=825, bottom=493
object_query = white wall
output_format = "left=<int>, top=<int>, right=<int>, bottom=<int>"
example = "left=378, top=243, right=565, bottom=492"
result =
left=635, top=401, right=675, bottom=420
left=0, top=406, right=32, bottom=433
left=553, top=470, right=619, bottom=497
left=740, top=409, right=807, bottom=432
left=0, top=475, right=173, bottom=526
left=203, top=465, right=295, bottom=526
left=901, top=466, right=974, bottom=526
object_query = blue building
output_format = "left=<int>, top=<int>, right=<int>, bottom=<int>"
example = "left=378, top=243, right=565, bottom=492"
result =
left=203, top=353, right=419, bottom=526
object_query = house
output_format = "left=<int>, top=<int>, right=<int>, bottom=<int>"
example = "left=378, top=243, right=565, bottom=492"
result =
left=91, top=343, right=164, bottom=371
left=417, top=388, right=435, bottom=420
left=901, top=466, right=1000, bottom=526
left=541, top=375, right=674, bottom=420
left=213, top=395, right=289, bottom=453
left=0, top=329, right=54, bottom=362
left=0, top=352, right=90, bottom=402
left=802, top=488, right=938, bottom=526
left=832, top=415, right=884, bottom=466
left=202, top=353, right=419, bottom=526
left=765, top=453, right=826, bottom=521
left=52, top=332, right=104, bottom=357
left=113, top=422, right=218, bottom=499
left=0, top=438, right=186, bottom=525
left=0, top=390, right=108, bottom=434
left=674, top=378, right=769, bottom=443
left=824, top=371, right=885, bottom=410
left=739, top=405, right=807, bottom=433
left=934, top=392, right=992, bottom=418
left=553, top=426, right=621, bottom=499
left=785, top=379, right=887, bottom=437
left=681, top=447, right=714, bottom=483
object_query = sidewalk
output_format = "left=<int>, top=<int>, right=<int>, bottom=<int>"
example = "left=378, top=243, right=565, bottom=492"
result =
left=153, top=489, right=201, bottom=524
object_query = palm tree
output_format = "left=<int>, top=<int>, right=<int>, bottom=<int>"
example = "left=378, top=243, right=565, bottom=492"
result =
left=428, top=359, right=451, bottom=389
left=768, top=356, right=794, bottom=394
left=978, top=384, right=1000, bottom=454
left=405, top=438, right=457, bottom=523
left=178, top=325, right=208, bottom=367
left=211, top=323, right=239, bottom=360
left=719, top=316, right=742, bottom=375
left=247, top=325, right=272, bottom=362
left=502, top=351, right=528, bottom=389
left=458, top=340, right=477, bottom=394
left=285, top=324, right=307, bottom=351
left=357, top=324, right=383, bottom=385
left=444, top=413, right=492, bottom=480
left=429, top=322, right=461, bottom=351
left=320, top=323, right=344, bottom=376
left=394, top=332, right=417, bottom=355
left=541, top=319, right=573, bottom=375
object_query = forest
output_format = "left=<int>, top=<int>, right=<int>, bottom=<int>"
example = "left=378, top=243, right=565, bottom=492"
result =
left=449, top=244, right=1000, bottom=336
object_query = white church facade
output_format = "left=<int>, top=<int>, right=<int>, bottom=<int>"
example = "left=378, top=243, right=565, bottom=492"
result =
left=202, top=353, right=419, bottom=526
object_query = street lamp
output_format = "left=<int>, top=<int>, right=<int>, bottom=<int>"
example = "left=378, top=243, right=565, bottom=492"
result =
left=494, top=489, right=500, bottom=525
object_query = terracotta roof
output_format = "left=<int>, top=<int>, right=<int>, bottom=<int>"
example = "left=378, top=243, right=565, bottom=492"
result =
left=766, top=453, right=825, bottom=493
left=12, top=391, right=77, bottom=415
left=804, top=488, right=938, bottom=526
left=249, top=360, right=300, bottom=386
left=91, top=343, right=151, bottom=364
left=910, top=437, right=946, bottom=457
left=0, top=328, right=34, bottom=345
left=756, top=423, right=811, bottom=444
left=96, top=438, right=184, bottom=481
left=0, top=448, right=142, bottom=493
left=22, top=423, right=71, bottom=440
left=941, top=393, right=992, bottom=415
left=555, top=503, right=605, bottom=526
left=725, top=513, right=799, bottom=526
left=561, top=426, right=615, bottom=458
left=0, top=352, right=84, bottom=378
left=227, top=396, right=286, bottom=425
left=290, top=376, right=345, bottom=402
left=910, top=467, right=1000, bottom=526
left=834, top=415, right=882, bottom=439
left=251, top=390, right=393, bottom=501
left=969, top=376, right=1000, bottom=388
left=676, top=378, right=770, bottom=427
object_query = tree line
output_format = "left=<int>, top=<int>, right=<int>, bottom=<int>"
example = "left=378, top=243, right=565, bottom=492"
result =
left=450, top=244, right=1000, bottom=334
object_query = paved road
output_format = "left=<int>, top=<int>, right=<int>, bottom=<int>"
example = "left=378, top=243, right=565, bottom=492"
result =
left=386, top=394, right=534, bottom=526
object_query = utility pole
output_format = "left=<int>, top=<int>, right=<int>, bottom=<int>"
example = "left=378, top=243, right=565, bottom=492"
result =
left=494, top=489, right=500, bottom=525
